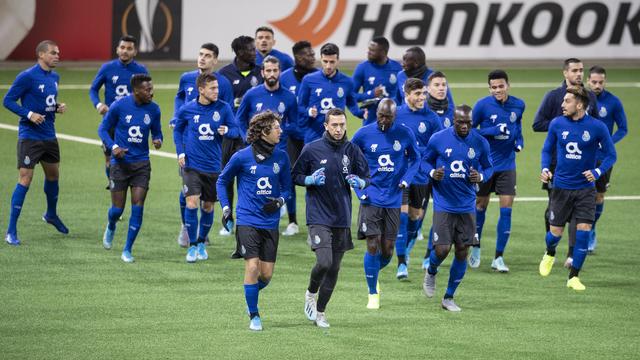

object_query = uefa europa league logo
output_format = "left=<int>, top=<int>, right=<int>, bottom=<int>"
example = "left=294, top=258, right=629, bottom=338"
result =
left=134, top=0, right=158, bottom=53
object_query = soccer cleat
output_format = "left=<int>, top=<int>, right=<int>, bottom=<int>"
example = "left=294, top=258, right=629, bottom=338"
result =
left=422, top=257, right=430, bottom=271
left=539, top=253, right=555, bottom=277
left=196, top=242, right=208, bottom=260
left=396, top=263, right=408, bottom=280
left=177, top=224, right=189, bottom=248
left=249, top=316, right=263, bottom=331
left=219, top=220, right=234, bottom=236
left=304, top=290, right=317, bottom=321
left=491, top=256, right=510, bottom=273
left=564, top=257, right=574, bottom=269
left=282, top=222, right=299, bottom=236
left=588, top=231, right=597, bottom=253
left=567, top=277, right=586, bottom=291
left=186, top=245, right=197, bottom=263
left=315, top=312, right=330, bottom=328
left=5, top=232, right=21, bottom=246
left=417, top=228, right=424, bottom=241
left=366, top=293, right=380, bottom=309
left=441, top=298, right=462, bottom=312
left=102, top=226, right=114, bottom=250
left=423, top=271, right=436, bottom=298
left=468, top=246, right=481, bottom=268
left=42, top=213, right=69, bottom=234
left=121, top=250, right=134, bottom=263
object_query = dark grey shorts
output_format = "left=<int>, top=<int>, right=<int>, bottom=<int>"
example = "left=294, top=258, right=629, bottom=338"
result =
left=236, top=225, right=279, bottom=262
left=356, top=205, right=400, bottom=240
left=182, top=168, right=218, bottom=202
left=110, top=160, right=151, bottom=192
left=307, top=224, right=353, bottom=252
left=17, top=139, right=60, bottom=169
left=432, top=211, right=478, bottom=247
left=477, top=170, right=516, bottom=196
left=549, top=187, right=596, bottom=226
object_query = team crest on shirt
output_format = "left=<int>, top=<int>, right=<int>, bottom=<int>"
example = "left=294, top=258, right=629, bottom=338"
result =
left=278, top=102, right=285, bottom=113
left=510, top=112, right=517, bottom=123
left=143, top=114, right=151, bottom=125
left=273, top=163, right=280, bottom=174
left=337, top=87, right=344, bottom=98
left=582, top=131, right=590, bottom=142
left=468, top=147, right=476, bottom=159
left=250, top=76, right=258, bottom=87
left=418, top=122, right=427, bottom=133
left=256, top=103, right=263, bottom=112
left=342, top=155, right=350, bottom=173
left=444, top=118, right=451, bottom=128
left=599, top=106, right=608, bottom=117
left=393, top=140, right=401, bottom=151
left=389, top=73, right=397, bottom=84
left=213, top=111, right=220, bottom=122
left=111, top=75, right=119, bottom=84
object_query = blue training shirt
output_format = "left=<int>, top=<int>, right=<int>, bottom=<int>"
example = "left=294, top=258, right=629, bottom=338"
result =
left=352, top=121, right=420, bottom=208
left=472, top=95, right=525, bottom=172
left=421, top=127, right=494, bottom=214
left=541, top=114, right=616, bottom=190
left=98, top=95, right=163, bottom=165
left=352, top=59, right=403, bottom=125
left=89, top=59, right=148, bottom=108
left=173, top=70, right=233, bottom=118
left=396, top=103, right=443, bottom=185
left=173, top=99, right=240, bottom=174
left=396, top=68, right=454, bottom=106
left=3, top=64, right=60, bottom=140
left=217, top=146, right=291, bottom=229
left=280, top=67, right=318, bottom=140
left=256, top=48, right=294, bottom=71
left=594, top=89, right=627, bottom=161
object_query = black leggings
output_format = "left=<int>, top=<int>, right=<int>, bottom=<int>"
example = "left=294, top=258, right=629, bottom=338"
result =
left=308, top=248, right=345, bottom=312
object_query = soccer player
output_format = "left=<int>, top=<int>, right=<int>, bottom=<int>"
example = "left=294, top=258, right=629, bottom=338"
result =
left=219, top=35, right=264, bottom=236
left=538, top=86, right=616, bottom=291
left=586, top=66, right=627, bottom=252
left=532, top=58, right=599, bottom=267
left=280, top=40, right=318, bottom=236
left=352, top=36, right=402, bottom=125
left=216, top=111, right=291, bottom=331
left=236, top=55, right=299, bottom=235
left=421, top=105, right=493, bottom=311
left=427, top=71, right=456, bottom=129
left=89, top=35, right=148, bottom=189
left=298, top=43, right=364, bottom=143
left=173, top=73, right=240, bottom=262
left=470, top=70, right=525, bottom=272
left=173, top=42, right=234, bottom=247
left=254, top=26, right=294, bottom=71
left=396, top=47, right=453, bottom=106
left=352, top=98, right=420, bottom=309
left=3, top=40, right=69, bottom=245
left=393, top=78, right=443, bottom=280
left=293, top=108, right=370, bottom=328
left=98, top=74, right=163, bottom=263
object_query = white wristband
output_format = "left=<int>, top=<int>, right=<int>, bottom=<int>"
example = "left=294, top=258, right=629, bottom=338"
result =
left=429, top=169, right=435, bottom=178
left=27, top=111, right=33, bottom=120
left=112, top=144, right=119, bottom=150
left=96, top=103, right=103, bottom=110
left=479, top=173, right=484, bottom=182
left=595, top=168, right=602, bottom=176
left=178, top=153, right=185, bottom=159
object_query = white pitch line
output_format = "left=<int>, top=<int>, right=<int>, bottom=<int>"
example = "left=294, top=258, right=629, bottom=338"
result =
left=1, top=122, right=639, bottom=202
left=1, top=82, right=639, bottom=90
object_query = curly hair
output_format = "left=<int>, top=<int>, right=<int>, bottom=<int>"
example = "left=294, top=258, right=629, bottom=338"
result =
left=246, top=111, right=281, bottom=144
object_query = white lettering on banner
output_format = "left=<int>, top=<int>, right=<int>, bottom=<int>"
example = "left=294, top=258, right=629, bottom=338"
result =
left=180, top=0, right=640, bottom=61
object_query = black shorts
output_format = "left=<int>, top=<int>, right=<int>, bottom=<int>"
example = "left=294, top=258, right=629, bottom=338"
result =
left=221, top=137, right=246, bottom=166
left=110, top=161, right=151, bottom=192
left=402, top=184, right=431, bottom=209
left=17, top=139, right=60, bottom=169
left=287, top=136, right=305, bottom=166
left=432, top=211, right=478, bottom=247
left=101, top=128, right=116, bottom=156
left=478, top=170, right=516, bottom=196
left=595, top=166, right=613, bottom=193
left=236, top=225, right=279, bottom=262
left=182, top=168, right=218, bottom=202
left=307, top=224, right=353, bottom=252
left=357, top=205, right=400, bottom=240
left=548, top=187, right=596, bottom=226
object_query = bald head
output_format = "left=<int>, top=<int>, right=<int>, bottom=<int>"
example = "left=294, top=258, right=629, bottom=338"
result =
left=376, top=98, right=397, bottom=130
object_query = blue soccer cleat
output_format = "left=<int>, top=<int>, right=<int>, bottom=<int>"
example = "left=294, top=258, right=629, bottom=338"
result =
left=102, top=226, right=114, bottom=250
left=42, top=213, right=69, bottom=234
left=196, top=242, right=208, bottom=261
left=186, top=245, right=197, bottom=263
left=396, top=263, right=408, bottom=280
left=121, top=250, right=134, bottom=263
left=249, top=316, right=263, bottom=331
left=5, top=232, right=21, bottom=246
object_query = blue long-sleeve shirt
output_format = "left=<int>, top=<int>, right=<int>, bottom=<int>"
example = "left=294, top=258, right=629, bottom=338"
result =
left=256, top=48, right=294, bottom=71
left=280, top=67, right=318, bottom=140
left=235, top=84, right=298, bottom=150
left=352, top=59, right=403, bottom=125
left=472, top=95, right=526, bottom=172
left=541, top=114, right=616, bottom=190
left=3, top=64, right=60, bottom=140
left=216, top=146, right=291, bottom=229
left=352, top=122, right=420, bottom=208
left=532, top=81, right=599, bottom=132
left=396, top=68, right=454, bottom=106
left=173, top=99, right=240, bottom=173
left=292, top=134, right=370, bottom=228
left=396, top=104, right=443, bottom=185
left=89, top=59, right=148, bottom=108
left=173, top=70, right=233, bottom=118
left=594, top=89, right=627, bottom=160
left=298, top=70, right=364, bottom=143
left=98, top=95, right=163, bottom=165
left=219, top=59, right=263, bottom=110
left=421, top=127, right=493, bottom=214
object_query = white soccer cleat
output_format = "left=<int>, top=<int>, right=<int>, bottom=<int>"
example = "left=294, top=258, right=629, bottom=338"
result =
left=177, top=224, right=189, bottom=248
left=468, top=246, right=481, bottom=268
left=282, top=222, right=299, bottom=236
left=219, top=227, right=231, bottom=236
left=315, top=312, right=330, bottom=328
left=441, top=298, right=462, bottom=312
left=491, top=256, right=510, bottom=273
left=304, top=290, right=317, bottom=321
left=423, top=271, right=436, bottom=298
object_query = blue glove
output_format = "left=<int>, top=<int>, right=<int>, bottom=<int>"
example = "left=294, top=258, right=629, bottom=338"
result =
left=345, top=174, right=366, bottom=189
left=304, top=167, right=326, bottom=186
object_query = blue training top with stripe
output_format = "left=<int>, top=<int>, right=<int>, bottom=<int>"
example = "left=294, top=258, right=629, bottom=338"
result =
left=89, top=59, right=148, bottom=108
